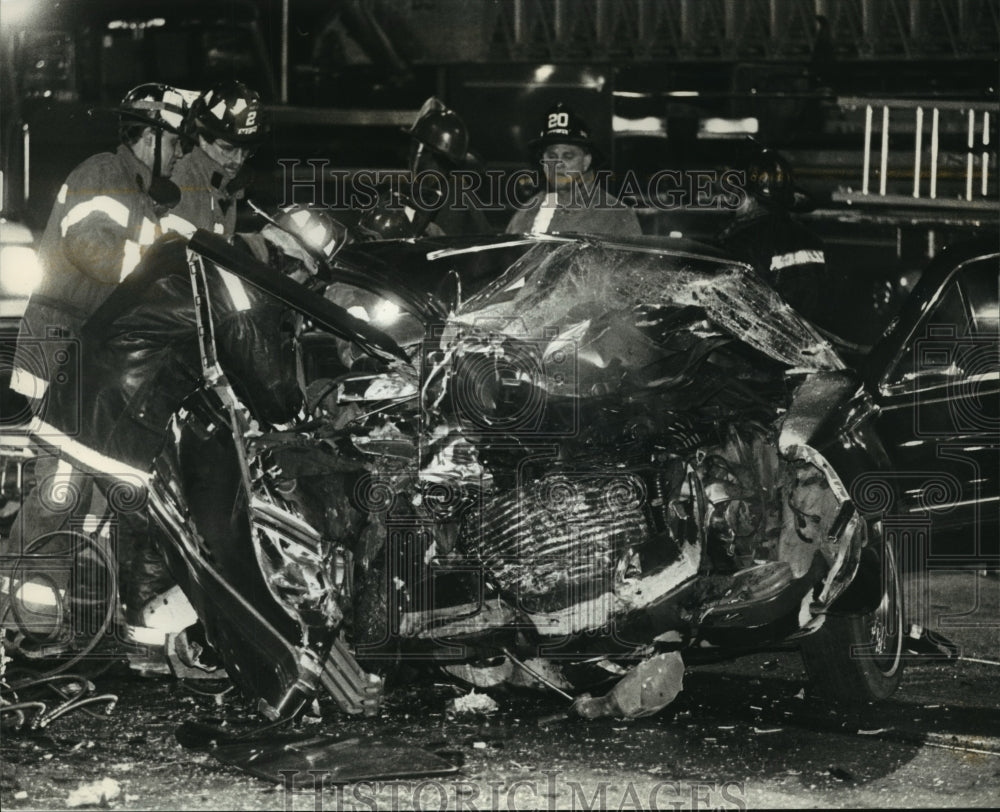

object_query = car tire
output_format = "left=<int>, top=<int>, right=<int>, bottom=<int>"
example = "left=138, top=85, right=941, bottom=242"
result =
left=800, top=535, right=904, bottom=703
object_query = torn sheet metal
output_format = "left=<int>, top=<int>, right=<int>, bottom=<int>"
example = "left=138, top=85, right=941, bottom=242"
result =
left=176, top=721, right=459, bottom=784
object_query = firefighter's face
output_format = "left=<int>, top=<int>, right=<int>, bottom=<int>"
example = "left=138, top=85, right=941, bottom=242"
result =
left=202, top=137, right=252, bottom=179
left=136, top=128, right=183, bottom=176
left=159, top=131, right=183, bottom=175
left=542, top=144, right=592, bottom=187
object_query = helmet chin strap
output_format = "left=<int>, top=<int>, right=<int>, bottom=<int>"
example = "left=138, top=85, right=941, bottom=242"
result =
left=148, top=128, right=181, bottom=209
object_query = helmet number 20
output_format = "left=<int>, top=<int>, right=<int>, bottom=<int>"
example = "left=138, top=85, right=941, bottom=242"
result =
left=547, top=112, right=569, bottom=129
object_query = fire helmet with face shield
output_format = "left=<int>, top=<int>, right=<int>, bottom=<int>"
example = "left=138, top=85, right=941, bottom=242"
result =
left=273, top=203, right=354, bottom=264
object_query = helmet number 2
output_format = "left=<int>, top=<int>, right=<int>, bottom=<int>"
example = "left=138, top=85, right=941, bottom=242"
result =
left=245, top=111, right=258, bottom=128
left=547, top=112, right=569, bottom=129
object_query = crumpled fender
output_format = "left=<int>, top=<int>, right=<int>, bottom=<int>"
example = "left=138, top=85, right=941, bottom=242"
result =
left=779, top=370, right=863, bottom=453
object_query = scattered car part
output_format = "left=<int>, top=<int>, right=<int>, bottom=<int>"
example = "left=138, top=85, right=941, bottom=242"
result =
left=1, top=673, right=117, bottom=730
left=176, top=720, right=460, bottom=784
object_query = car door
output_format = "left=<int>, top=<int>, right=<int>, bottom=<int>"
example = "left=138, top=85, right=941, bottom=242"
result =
left=872, top=251, right=999, bottom=565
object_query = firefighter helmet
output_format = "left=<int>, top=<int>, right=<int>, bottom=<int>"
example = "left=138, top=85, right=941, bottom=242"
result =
left=404, top=97, right=469, bottom=164
left=745, top=148, right=797, bottom=209
left=188, top=81, right=267, bottom=146
left=529, top=103, right=595, bottom=152
left=274, top=204, right=353, bottom=262
left=117, top=84, right=189, bottom=134
left=357, top=186, right=422, bottom=241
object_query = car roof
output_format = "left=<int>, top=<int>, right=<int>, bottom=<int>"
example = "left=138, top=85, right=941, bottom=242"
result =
left=865, top=232, right=1000, bottom=385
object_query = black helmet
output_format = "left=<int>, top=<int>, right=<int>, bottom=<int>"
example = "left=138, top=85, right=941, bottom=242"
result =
left=357, top=185, right=422, bottom=241
left=404, top=97, right=469, bottom=164
left=745, top=148, right=797, bottom=209
left=117, top=84, right=189, bottom=135
left=189, top=80, right=267, bottom=146
left=529, top=103, right=596, bottom=153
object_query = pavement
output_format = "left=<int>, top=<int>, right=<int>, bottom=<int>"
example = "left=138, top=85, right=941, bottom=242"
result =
left=1, top=571, right=997, bottom=811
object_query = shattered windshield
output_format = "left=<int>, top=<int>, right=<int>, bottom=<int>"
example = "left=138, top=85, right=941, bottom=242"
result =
left=455, top=240, right=844, bottom=372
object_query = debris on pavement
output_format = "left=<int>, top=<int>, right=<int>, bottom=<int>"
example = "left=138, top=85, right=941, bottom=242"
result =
left=571, top=651, right=684, bottom=719
left=66, top=777, right=121, bottom=808
left=501, top=651, right=574, bottom=698
left=905, top=625, right=959, bottom=660
left=959, top=657, right=1000, bottom=666
left=448, top=689, right=499, bottom=715
left=301, top=698, right=323, bottom=723
left=175, top=720, right=461, bottom=784
left=0, top=672, right=118, bottom=731
left=536, top=710, right=570, bottom=727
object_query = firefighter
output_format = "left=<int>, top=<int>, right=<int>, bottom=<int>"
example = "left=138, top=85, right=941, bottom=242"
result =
left=9, top=81, right=189, bottom=527
left=4, top=83, right=189, bottom=645
left=506, top=103, right=642, bottom=238
left=164, top=80, right=267, bottom=239
left=12, top=82, right=188, bottom=398
left=1, top=214, right=318, bottom=650
left=716, top=146, right=829, bottom=323
left=403, top=97, right=491, bottom=236
left=239, top=202, right=355, bottom=283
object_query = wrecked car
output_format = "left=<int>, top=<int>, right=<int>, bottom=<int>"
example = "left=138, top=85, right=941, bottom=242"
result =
left=5, top=228, right=994, bottom=722
left=294, top=232, right=905, bottom=713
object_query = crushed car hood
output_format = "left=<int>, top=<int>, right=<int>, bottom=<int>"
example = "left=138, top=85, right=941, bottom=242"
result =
left=453, top=240, right=845, bottom=373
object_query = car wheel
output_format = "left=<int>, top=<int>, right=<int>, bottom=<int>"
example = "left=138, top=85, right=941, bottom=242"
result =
left=800, top=532, right=904, bottom=703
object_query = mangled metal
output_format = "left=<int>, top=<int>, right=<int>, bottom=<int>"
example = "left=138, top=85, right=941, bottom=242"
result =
left=2, top=230, right=893, bottom=725
left=184, top=233, right=869, bottom=721
left=454, top=241, right=845, bottom=372
left=172, top=233, right=874, bottom=720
